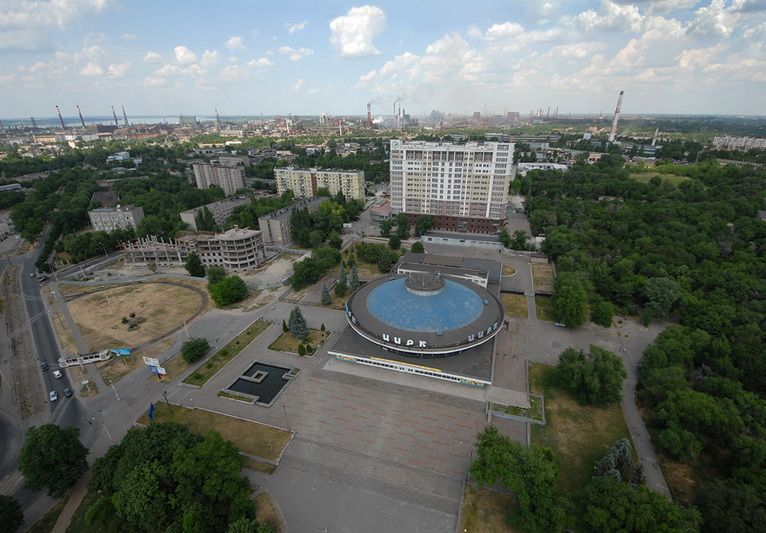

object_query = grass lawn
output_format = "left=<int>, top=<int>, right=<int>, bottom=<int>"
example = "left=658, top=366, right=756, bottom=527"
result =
left=254, top=491, right=283, bottom=532
left=529, top=363, right=631, bottom=492
left=137, top=403, right=292, bottom=461
left=67, top=486, right=98, bottom=533
left=269, top=328, right=329, bottom=355
left=535, top=296, right=555, bottom=321
left=67, top=283, right=204, bottom=351
left=183, top=319, right=269, bottom=387
left=531, top=262, right=555, bottom=293
left=502, top=264, right=517, bottom=276
left=30, top=496, right=67, bottom=533
left=494, top=394, right=544, bottom=422
left=629, top=172, right=690, bottom=186
left=459, top=485, right=520, bottom=533
left=500, top=293, right=528, bottom=319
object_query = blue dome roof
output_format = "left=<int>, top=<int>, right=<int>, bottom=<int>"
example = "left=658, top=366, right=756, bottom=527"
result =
left=366, top=278, right=484, bottom=333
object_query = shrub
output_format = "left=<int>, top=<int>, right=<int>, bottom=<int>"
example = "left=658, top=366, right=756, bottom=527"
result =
left=557, top=345, right=626, bottom=405
left=298, top=344, right=306, bottom=356
left=181, top=337, right=210, bottom=364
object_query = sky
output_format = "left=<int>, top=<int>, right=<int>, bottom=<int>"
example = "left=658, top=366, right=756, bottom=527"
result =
left=0, top=0, right=765, bottom=118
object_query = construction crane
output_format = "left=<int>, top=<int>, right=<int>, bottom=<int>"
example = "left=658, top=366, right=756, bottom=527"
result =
left=121, top=106, right=129, bottom=127
left=111, top=106, right=119, bottom=127
left=651, top=127, right=660, bottom=147
left=608, top=90, right=624, bottom=143
left=55, top=105, right=66, bottom=130
left=76, top=105, right=86, bottom=128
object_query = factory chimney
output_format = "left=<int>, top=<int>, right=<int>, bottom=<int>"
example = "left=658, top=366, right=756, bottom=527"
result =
left=77, top=105, right=86, bottom=128
left=608, top=90, right=624, bottom=143
left=55, top=105, right=66, bottom=130
left=367, top=103, right=372, bottom=128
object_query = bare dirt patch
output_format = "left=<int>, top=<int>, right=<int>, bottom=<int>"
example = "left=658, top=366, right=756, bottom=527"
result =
left=502, top=264, right=517, bottom=276
left=67, top=283, right=204, bottom=351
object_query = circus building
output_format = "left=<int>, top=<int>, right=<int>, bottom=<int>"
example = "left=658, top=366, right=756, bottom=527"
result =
left=329, top=253, right=505, bottom=387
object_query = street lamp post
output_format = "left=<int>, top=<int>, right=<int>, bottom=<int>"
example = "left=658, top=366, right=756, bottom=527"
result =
left=162, top=390, right=173, bottom=412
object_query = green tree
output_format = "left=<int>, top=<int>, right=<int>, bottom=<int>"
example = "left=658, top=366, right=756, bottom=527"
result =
left=379, top=219, right=392, bottom=238
left=207, top=266, right=226, bottom=285
left=185, top=252, right=206, bottom=277
left=181, top=337, right=210, bottom=363
left=0, top=495, right=23, bottom=533
left=288, top=306, right=308, bottom=340
left=557, top=346, right=626, bottom=405
left=579, top=477, right=700, bottom=533
left=210, top=275, right=249, bottom=306
left=553, top=273, right=589, bottom=327
left=338, top=263, right=347, bottom=286
left=411, top=241, right=425, bottom=253
left=594, top=438, right=643, bottom=485
left=414, top=215, right=434, bottom=236
left=194, top=206, right=216, bottom=231
left=470, top=426, right=565, bottom=532
left=643, top=276, right=682, bottom=319
left=590, top=299, right=614, bottom=327
left=350, top=265, right=360, bottom=291
left=499, top=229, right=511, bottom=248
left=298, top=344, right=306, bottom=356
left=388, top=235, right=401, bottom=250
left=334, top=281, right=348, bottom=297
left=20, top=424, right=88, bottom=497
left=321, top=285, right=332, bottom=305
left=510, top=230, right=529, bottom=250
left=328, top=231, right=342, bottom=250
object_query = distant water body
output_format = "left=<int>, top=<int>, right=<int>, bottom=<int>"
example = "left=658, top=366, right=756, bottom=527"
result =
left=0, top=115, right=272, bottom=128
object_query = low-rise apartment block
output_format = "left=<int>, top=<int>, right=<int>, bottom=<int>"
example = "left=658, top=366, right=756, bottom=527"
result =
left=257, top=197, right=324, bottom=246
left=193, top=162, right=245, bottom=196
left=275, top=167, right=365, bottom=200
left=180, top=197, right=250, bottom=231
left=88, top=205, right=144, bottom=232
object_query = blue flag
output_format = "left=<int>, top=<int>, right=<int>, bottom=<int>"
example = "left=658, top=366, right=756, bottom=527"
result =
left=148, top=402, right=155, bottom=421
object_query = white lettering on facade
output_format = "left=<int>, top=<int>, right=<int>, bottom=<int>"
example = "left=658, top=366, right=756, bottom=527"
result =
left=406, top=339, right=414, bottom=346
left=394, top=336, right=401, bottom=345
left=383, top=333, right=390, bottom=342
left=419, top=341, right=427, bottom=348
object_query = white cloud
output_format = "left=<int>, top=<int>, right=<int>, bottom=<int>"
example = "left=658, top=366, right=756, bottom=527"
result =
left=329, top=5, right=386, bottom=57
left=485, top=22, right=526, bottom=40
left=143, top=76, right=167, bottom=87
left=277, top=46, right=314, bottom=61
left=225, top=36, right=245, bottom=51
left=687, top=0, right=736, bottom=37
left=0, top=0, right=112, bottom=50
left=154, top=63, right=182, bottom=77
left=248, top=57, right=274, bottom=67
left=566, top=0, right=645, bottom=32
left=221, top=64, right=248, bottom=80
left=106, top=62, right=129, bottom=78
left=174, top=45, right=197, bottom=65
left=201, top=50, right=219, bottom=66
left=120, top=32, right=137, bottom=40
left=291, top=78, right=304, bottom=91
left=143, top=50, right=162, bottom=63
left=287, top=21, right=308, bottom=34
left=80, top=62, right=104, bottom=76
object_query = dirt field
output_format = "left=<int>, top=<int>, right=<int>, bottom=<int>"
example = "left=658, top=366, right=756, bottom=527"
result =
left=531, top=262, right=555, bottom=293
left=501, top=293, right=528, bottom=319
left=67, top=283, right=204, bottom=351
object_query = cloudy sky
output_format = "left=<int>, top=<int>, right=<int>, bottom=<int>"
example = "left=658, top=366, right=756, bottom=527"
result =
left=1, top=0, right=765, bottom=118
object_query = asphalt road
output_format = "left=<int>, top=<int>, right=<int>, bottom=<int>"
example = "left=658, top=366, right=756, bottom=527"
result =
left=20, top=248, right=81, bottom=429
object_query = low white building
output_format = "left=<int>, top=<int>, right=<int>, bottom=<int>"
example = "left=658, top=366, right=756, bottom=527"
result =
left=88, top=205, right=144, bottom=232
left=517, top=162, right=569, bottom=176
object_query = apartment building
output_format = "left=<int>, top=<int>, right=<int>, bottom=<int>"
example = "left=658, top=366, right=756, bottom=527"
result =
left=179, top=197, right=250, bottom=231
left=192, top=162, right=245, bottom=196
left=88, top=205, right=145, bottom=232
left=275, top=167, right=365, bottom=200
left=257, top=197, right=324, bottom=246
left=123, top=227, right=265, bottom=272
left=389, top=140, right=513, bottom=234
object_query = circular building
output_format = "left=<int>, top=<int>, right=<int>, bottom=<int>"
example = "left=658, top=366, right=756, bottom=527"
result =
left=344, top=272, right=504, bottom=357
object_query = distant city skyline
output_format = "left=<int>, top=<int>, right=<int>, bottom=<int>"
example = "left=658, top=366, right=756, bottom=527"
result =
left=1, top=0, right=765, bottom=117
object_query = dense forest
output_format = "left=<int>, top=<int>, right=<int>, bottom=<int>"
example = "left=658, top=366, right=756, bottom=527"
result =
left=520, top=156, right=766, bottom=530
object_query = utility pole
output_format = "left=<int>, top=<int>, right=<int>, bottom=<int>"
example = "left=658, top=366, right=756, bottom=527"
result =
left=162, top=390, right=173, bottom=412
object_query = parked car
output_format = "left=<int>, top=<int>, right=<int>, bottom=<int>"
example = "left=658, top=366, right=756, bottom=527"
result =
left=53, top=370, right=63, bottom=379
left=63, top=387, right=73, bottom=398
left=40, top=361, right=49, bottom=371
left=554, top=322, right=566, bottom=327
left=49, top=390, right=58, bottom=402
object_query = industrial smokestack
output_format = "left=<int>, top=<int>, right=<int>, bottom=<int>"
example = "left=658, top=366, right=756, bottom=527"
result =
left=111, top=106, right=119, bottom=127
left=30, top=117, right=38, bottom=129
left=215, top=108, right=221, bottom=131
left=121, top=105, right=129, bottom=127
left=76, top=105, right=86, bottom=128
left=55, top=105, right=66, bottom=130
left=367, top=103, right=372, bottom=128
left=608, top=90, right=624, bottom=143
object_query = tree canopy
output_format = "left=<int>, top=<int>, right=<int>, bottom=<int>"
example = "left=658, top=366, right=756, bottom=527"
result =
left=557, top=345, right=626, bottom=406
left=0, top=495, right=23, bottom=533
left=20, top=424, right=88, bottom=497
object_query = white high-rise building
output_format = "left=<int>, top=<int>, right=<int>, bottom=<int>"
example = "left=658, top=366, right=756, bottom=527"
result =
left=389, top=140, right=513, bottom=233
left=192, top=162, right=245, bottom=197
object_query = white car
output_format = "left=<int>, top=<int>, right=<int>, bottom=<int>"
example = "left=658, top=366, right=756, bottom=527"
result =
left=53, top=370, right=63, bottom=379
left=49, top=390, right=58, bottom=402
